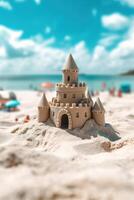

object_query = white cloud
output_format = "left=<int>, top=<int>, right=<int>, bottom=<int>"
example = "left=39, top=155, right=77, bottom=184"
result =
left=88, top=21, right=134, bottom=74
left=101, top=13, right=129, bottom=30
left=32, top=34, right=55, bottom=45
left=15, top=0, right=42, bottom=4
left=92, top=8, right=98, bottom=17
left=83, top=17, right=134, bottom=74
left=15, top=0, right=26, bottom=2
left=116, top=0, right=134, bottom=7
left=34, top=0, right=42, bottom=5
left=98, top=34, right=119, bottom=47
left=45, top=26, right=51, bottom=34
left=0, top=0, right=12, bottom=10
left=0, top=46, right=6, bottom=57
left=0, top=25, right=39, bottom=60
left=0, top=24, right=134, bottom=74
left=0, top=25, right=90, bottom=74
left=64, top=35, right=71, bottom=41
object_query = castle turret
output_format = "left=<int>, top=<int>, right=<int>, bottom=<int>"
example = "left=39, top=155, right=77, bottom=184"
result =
left=38, top=93, right=50, bottom=122
left=62, top=54, right=79, bottom=84
left=86, top=88, right=93, bottom=106
left=92, top=98, right=105, bottom=126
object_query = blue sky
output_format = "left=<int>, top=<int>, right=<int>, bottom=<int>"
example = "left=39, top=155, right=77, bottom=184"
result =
left=0, top=0, right=134, bottom=74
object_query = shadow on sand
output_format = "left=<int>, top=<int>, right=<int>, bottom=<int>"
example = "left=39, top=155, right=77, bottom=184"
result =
left=97, top=123, right=121, bottom=141
left=68, top=120, right=121, bottom=142
left=45, top=119, right=121, bottom=142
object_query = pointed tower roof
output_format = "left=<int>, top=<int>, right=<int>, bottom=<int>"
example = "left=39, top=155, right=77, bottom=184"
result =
left=86, top=88, right=93, bottom=105
left=63, top=54, right=79, bottom=70
left=97, top=98, right=105, bottom=112
left=93, top=101, right=100, bottom=111
left=38, top=93, right=49, bottom=107
left=86, top=88, right=91, bottom=99
left=92, top=98, right=105, bottom=112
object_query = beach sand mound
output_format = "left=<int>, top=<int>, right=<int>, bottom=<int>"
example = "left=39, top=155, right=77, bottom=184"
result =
left=0, top=119, right=133, bottom=200
left=0, top=90, right=134, bottom=200
left=11, top=118, right=120, bottom=147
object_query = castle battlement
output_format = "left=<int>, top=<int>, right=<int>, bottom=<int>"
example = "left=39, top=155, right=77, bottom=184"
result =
left=65, top=103, right=70, bottom=107
left=50, top=102, right=90, bottom=108
left=38, top=54, right=105, bottom=129
left=56, top=82, right=86, bottom=89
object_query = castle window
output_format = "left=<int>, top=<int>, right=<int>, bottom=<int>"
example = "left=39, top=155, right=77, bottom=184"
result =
left=85, top=112, right=87, bottom=117
left=72, top=94, right=75, bottom=98
left=76, top=112, right=79, bottom=118
left=67, top=76, right=70, bottom=82
left=53, top=112, right=54, bottom=116
left=64, top=94, right=67, bottom=98
left=82, top=94, right=84, bottom=98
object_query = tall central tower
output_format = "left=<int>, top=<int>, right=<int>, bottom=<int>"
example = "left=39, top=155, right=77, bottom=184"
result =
left=56, top=54, right=86, bottom=104
left=62, top=54, right=79, bottom=84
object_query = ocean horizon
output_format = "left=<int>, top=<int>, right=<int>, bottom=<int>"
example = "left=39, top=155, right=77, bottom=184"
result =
left=0, top=74, right=133, bottom=91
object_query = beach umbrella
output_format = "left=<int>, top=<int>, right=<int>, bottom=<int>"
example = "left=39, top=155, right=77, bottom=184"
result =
left=41, top=82, right=55, bottom=90
left=5, top=100, right=20, bottom=108
left=120, top=84, right=131, bottom=93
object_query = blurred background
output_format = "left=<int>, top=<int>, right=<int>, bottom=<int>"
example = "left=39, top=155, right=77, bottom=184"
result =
left=0, top=0, right=134, bottom=91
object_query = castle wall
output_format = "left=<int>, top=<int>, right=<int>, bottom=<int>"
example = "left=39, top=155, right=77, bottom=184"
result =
left=56, top=83, right=86, bottom=103
left=69, top=105, right=91, bottom=128
left=50, top=105, right=60, bottom=124
left=50, top=103, right=91, bottom=129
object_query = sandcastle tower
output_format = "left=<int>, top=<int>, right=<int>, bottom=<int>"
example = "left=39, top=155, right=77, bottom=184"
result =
left=62, top=54, right=79, bottom=85
left=49, top=54, right=93, bottom=129
left=38, top=93, right=50, bottom=122
left=92, top=98, right=105, bottom=126
left=38, top=54, right=105, bottom=129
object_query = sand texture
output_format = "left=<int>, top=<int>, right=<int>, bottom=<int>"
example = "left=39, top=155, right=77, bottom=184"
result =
left=0, top=91, right=134, bottom=200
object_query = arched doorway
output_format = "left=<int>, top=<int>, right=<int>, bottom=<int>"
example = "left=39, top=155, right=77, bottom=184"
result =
left=61, top=114, right=69, bottom=129
left=56, top=109, right=72, bottom=129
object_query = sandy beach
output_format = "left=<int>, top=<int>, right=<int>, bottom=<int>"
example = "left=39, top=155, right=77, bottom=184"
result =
left=0, top=91, right=134, bottom=200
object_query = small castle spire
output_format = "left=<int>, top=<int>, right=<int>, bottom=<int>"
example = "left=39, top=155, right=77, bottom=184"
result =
left=63, top=54, right=78, bottom=70
left=92, top=101, right=100, bottom=111
left=86, top=88, right=93, bottom=105
left=97, top=98, right=105, bottom=112
left=86, top=88, right=91, bottom=99
left=92, top=98, right=105, bottom=112
left=38, top=93, right=49, bottom=107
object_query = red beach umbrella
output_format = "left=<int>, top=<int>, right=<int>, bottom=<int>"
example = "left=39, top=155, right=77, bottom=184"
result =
left=41, top=82, right=55, bottom=90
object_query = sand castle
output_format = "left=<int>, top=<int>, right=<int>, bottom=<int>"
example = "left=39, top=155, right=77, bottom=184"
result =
left=38, top=54, right=105, bottom=129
